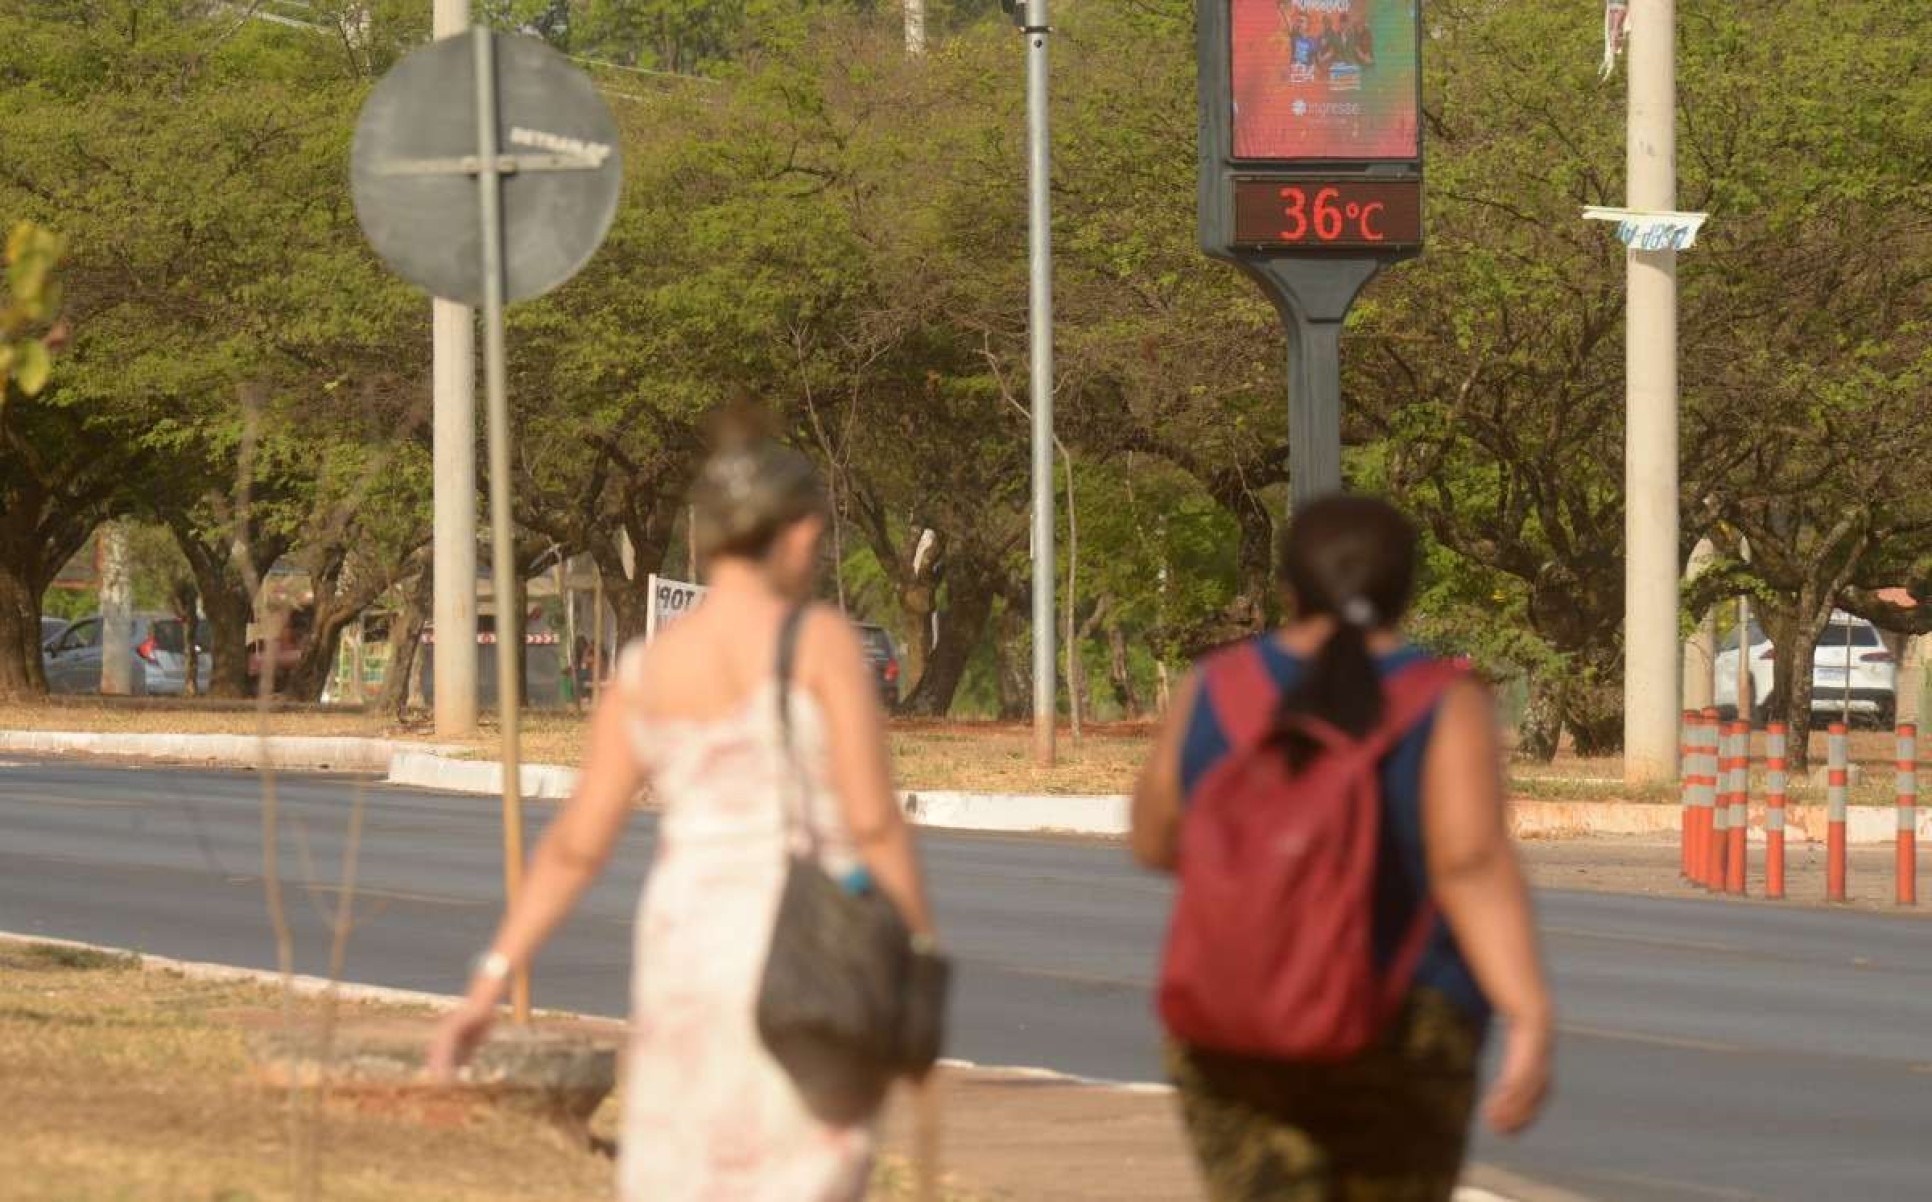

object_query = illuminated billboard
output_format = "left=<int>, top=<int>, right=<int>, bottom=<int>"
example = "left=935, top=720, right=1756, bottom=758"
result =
left=1230, top=0, right=1420, bottom=162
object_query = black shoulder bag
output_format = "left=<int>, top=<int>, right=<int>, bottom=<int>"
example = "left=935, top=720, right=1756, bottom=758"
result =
left=756, top=606, right=952, bottom=1123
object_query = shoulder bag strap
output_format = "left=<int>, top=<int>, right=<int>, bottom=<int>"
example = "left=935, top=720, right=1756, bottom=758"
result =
left=773, top=605, right=821, bottom=858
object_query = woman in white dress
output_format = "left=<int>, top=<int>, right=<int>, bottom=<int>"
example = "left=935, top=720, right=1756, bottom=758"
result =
left=429, top=428, right=937, bottom=1201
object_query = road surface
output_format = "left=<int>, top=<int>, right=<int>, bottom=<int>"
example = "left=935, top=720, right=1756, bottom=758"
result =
left=2, top=759, right=1928, bottom=1201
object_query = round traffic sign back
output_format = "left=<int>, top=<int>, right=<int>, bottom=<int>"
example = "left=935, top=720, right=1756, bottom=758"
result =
left=351, top=30, right=622, bottom=306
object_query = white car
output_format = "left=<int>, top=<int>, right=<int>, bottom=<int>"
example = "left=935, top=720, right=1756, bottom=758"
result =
left=1712, top=611, right=1896, bottom=726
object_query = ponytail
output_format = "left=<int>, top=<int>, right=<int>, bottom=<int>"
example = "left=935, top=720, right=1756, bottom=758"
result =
left=1269, top=493, right=1421, bottom=772
left=1272, top=600, right=1385, bottom=772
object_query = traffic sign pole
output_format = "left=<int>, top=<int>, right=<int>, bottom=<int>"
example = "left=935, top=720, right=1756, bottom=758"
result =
left=470, top=31, right=532, bottom=1026
left=353, top=26, right=621, bottom=1027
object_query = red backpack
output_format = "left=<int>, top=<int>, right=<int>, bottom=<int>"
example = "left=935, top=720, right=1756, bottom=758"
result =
left=1157, top=642, right=1467, bottom=1061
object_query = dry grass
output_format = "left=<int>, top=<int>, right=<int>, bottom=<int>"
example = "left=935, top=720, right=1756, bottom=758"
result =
left=0, top=941, right=614, bottom=1202
left=0, top=700, right=1148, bottom=795
left=0, top=941, right=958, bottom=1202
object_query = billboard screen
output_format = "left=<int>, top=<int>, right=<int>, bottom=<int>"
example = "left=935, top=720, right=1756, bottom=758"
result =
left=1230, top=0, right=1420, bottom=162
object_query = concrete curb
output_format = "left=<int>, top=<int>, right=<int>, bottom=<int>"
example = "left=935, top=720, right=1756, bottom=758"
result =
left=386, top=749, right=582, bottom=800
left=0, top=730, right=456, bottom=773
left=381, top=749, right=1922, bottom=846
left=901, top=790, right=1130, bottom=836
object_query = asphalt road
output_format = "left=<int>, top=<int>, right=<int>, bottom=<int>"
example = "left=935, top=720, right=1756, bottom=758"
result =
left=3, top=759, right=1929, bottom=1201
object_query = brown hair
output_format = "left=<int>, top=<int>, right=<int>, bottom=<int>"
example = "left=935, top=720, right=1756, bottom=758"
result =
left=688, top=405, right=827, bottom=563
left=1271, top=493, right=1421, bottom=770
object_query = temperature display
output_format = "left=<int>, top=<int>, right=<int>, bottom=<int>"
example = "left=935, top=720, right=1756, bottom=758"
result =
left=1233, top=178, right=1422, bottom=251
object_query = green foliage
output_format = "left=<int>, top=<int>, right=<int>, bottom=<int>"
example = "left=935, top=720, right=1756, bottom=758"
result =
left=0, top=222, right=63, bottom=400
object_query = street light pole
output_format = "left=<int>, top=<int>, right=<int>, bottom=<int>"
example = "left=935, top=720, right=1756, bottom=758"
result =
left=1622, top=0, right=1681, bottom=785
left=431, top=0, right=478, bottom=738
left=1022, top=0, right=1056, bottom=767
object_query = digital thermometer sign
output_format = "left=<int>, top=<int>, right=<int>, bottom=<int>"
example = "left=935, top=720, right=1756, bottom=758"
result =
left=1232, top=178, right=1422, bottom=251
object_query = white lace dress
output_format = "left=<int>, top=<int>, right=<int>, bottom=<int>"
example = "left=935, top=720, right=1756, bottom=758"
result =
left=617, top=664, right=874, bottom=1202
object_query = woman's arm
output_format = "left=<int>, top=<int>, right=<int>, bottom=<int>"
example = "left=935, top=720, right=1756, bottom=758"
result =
left=1422, top=678, right=1554, bottom=1134
left=429, top=683, right=644, bottom=1075
left=803, top=609, right=934, bottom=938
left=1130, top=673, right=1199, bottom=872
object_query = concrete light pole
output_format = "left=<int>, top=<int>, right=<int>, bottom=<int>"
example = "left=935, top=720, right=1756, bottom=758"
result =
left=431, top=0, right=479, bottom=737
left=904, top=0, right=926, bottom=56
left=1622, top=0, right=1681, bottom=785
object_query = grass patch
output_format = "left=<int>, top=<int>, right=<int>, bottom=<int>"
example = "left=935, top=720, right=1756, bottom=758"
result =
left=0, top=939, right=951, bottom=1202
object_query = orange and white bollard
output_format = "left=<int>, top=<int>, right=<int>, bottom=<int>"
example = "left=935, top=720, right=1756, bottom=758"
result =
left=1897, top=724, right=1917, bottom=908
left=1680, top=711, right=1697, bottom=881
left=1695, top=714, right=1719, bottom=887
left=1709, top=722, right=1734, bottom=891
left=1697, top=708, right=1721, bottom=888
left=1726, top=721, right=1749, bottom=895
left=1765, top=722, right=1788, bottom=901
left=1827, top=722, right=1849, bottom=902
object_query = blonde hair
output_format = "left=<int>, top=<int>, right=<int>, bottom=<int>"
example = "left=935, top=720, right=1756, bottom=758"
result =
left=688, top=406, right=827, bottom=563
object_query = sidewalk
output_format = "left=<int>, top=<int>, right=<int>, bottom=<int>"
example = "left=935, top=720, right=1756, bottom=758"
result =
left=877, top=1066, right=1579, bottom=1202
left=1518, top=834, right=1932, bottom=915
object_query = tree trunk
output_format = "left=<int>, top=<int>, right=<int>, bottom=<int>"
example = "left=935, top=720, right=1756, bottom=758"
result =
left=1516, top=673, right=1566, bottom=762
left=168, top=519, right=283, bottom=700
left=1565, top=677, right=1625, bottom=758
left=376, top=569, right=431, bottom=718
left=198, top=581, right=253, bottom=698
left=992, top=603, right=1029, bottom=721
left=0, top=566, right=44, bottom=699
left=171, top=581, right=201, bottom=698
left=284, top=610, right=349, bottom=703
left=1107, top=618, right=1142, bottom=719
left=902, top=571, right=997, bottom=717
left=1765, top=595, right=1837, bottom=772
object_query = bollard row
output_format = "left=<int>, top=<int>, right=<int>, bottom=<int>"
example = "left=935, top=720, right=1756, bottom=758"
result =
left=1673, top=717, right=1918, bottom=906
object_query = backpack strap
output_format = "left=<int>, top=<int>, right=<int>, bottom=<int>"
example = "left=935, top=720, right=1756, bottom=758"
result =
left=1199, top=640, right=1282, bottom=752
left=1362, top=655, right=1472, bottom=1012
left=1363, top=656, right=1471, bottom=757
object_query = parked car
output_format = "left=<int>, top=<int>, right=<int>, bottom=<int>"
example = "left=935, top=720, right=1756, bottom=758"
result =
left=1713, top=611, right=1896, bottom=726
left=856, top=622, right=902, bottom=711
left=40, top=616, right=67, bottom=647
left=41, top=614, right=153, bottom=696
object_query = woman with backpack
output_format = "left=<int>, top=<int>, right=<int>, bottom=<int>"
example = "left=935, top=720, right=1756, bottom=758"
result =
left=1131, top=494, right=1553, bottom=1201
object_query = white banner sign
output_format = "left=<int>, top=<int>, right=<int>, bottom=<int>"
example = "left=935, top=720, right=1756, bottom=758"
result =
left=1583, top=206, right=1709, bottom=252
left=644, top=573, right=707, bottom=641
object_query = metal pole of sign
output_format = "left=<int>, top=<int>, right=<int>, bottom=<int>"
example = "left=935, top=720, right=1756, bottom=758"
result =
left=1621, top=0, right=1682, bottom=787
left=472, top=30, right=531, bottom=1025
left=1843, top=615, right=1853, bottom=724
left=1737, top=536, right=1753, bottom=725
left=431, top=0, right=479, bottom=740
left=1285, top=319, right=1344, bottom=507
left=1022, top=0, right=1057, bottom=767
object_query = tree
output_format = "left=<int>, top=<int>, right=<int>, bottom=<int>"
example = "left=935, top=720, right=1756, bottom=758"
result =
left=0, top=3, right=427, bottom=695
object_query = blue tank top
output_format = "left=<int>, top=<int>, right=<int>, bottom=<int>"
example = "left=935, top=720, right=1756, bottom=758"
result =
left=1179, top=637, right=1492, bottom=1026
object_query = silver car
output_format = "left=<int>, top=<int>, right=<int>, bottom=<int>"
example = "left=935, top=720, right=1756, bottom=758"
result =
left=41, top=613, right=216, bottom=696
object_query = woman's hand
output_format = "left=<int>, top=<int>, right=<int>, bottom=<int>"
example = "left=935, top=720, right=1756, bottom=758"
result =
left=427, top=995, right=498, bottom=1083
left=1483, top=1016, right=1554, bottom=1135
